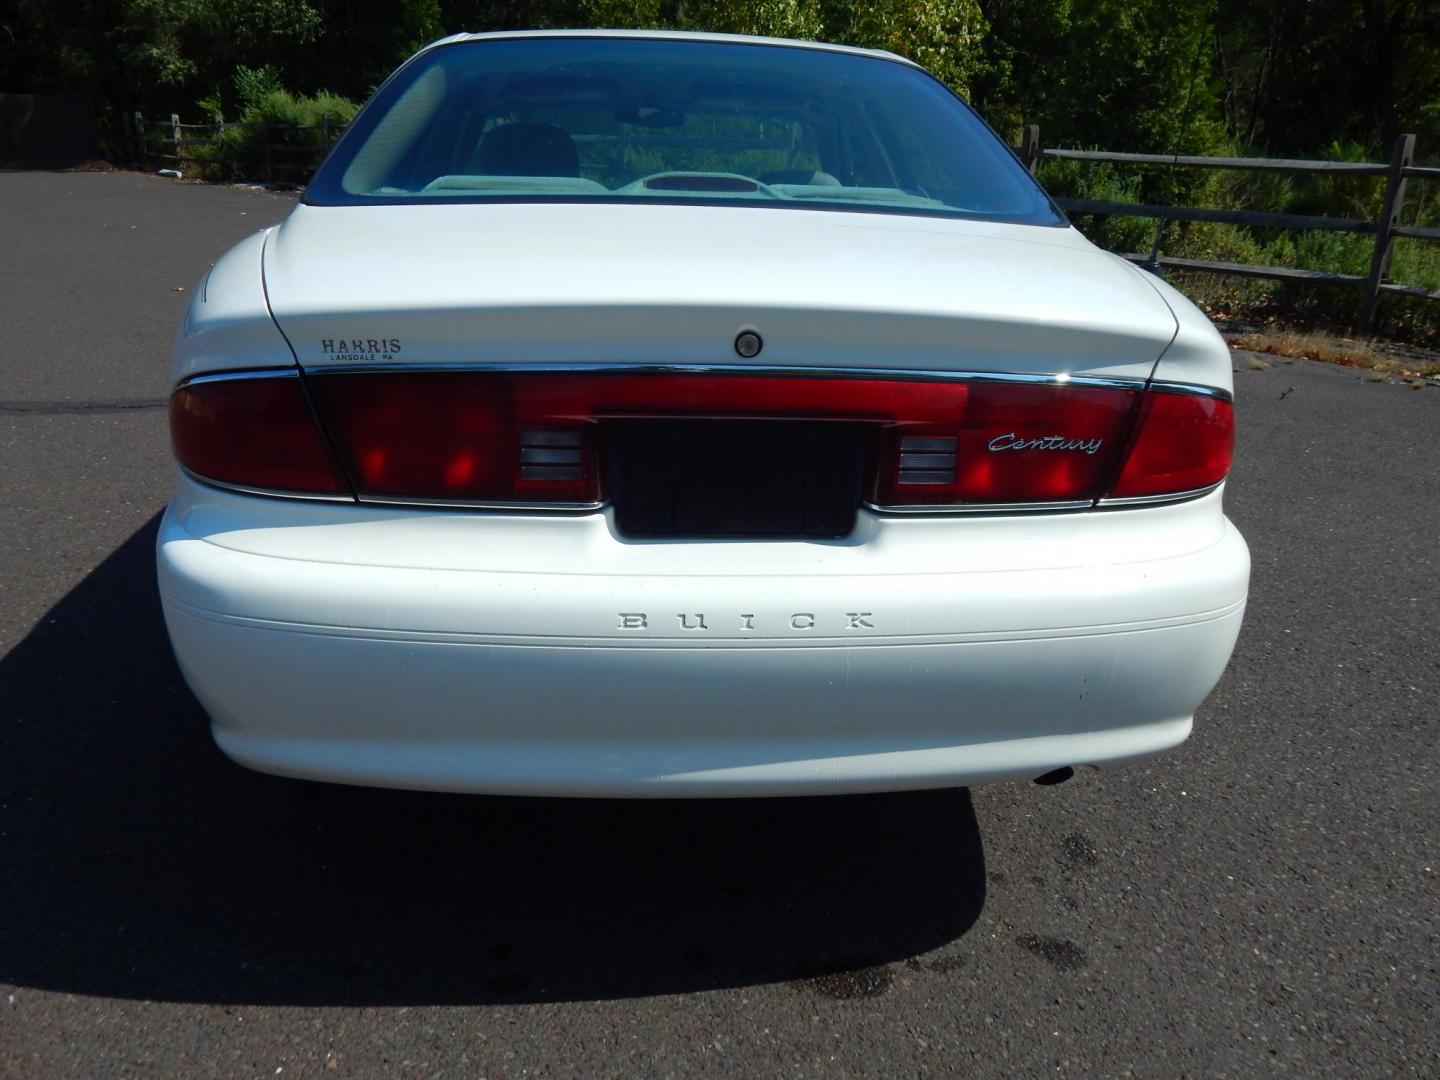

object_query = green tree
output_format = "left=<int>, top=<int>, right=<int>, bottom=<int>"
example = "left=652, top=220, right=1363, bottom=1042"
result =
left=7, top=0, right=1437, bottom=175
left=306, top=0, right=444, bottom=99
left=579, top=0, right=663, bottom=27
left=1215, top=0, right=1440, bottom=154
left=111, top=0, right=322, bottom=102
left=515, top=1, right=984, bottom=93
left=973, top=0, right=1221, bottom=152
left=676, top=0, right=823, bottom=39
left=439, top=0, right=586, bottom=31
left=821, top=0, right=987, bottom=94
left=1, top=0, right=126, bottom=96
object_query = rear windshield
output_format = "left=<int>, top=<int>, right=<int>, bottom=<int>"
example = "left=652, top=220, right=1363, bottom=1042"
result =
left=305, top=36, right=1062, bottom=225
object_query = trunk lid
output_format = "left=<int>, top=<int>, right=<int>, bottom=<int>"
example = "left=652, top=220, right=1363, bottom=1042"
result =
left=264, top=202, right=1177, bottom=380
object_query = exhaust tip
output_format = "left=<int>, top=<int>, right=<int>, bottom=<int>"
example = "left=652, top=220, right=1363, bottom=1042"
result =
left=1033, top=766, right=1075, bottom=787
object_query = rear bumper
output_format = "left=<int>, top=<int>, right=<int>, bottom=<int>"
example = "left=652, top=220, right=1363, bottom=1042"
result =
left=157, top=477, right=1249, bottom=797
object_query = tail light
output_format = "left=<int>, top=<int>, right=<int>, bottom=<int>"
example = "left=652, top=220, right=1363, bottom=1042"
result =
left=170, top=369, right=1232, bottom=509
left=305, top=371, right=973, bottom=505
left=1107, top=390, right=1234, bottom=499
left=169, top=372, right=348, bottom=495
left=875, top=382, right=1139, bottom=506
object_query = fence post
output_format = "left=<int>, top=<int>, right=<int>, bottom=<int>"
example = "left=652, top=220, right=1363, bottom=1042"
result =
left=1020, top=124, right=1041, bottom=174
left=120, top=112, right=135, bottom=165
left=171, top=113, right=181, bottom=169
left=133, top=112, right=146, bottom=168
left=214, top=113, right=225, bottom=181
left=1359, top=133, right=1416, bottom=332
left=263, top=118, right=272, bottom=183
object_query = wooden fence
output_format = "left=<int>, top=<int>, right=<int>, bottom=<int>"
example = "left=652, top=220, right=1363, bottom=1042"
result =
left=119, top=111, right=344, bottom=184
left=1016, top=125, right=1440, bottom=331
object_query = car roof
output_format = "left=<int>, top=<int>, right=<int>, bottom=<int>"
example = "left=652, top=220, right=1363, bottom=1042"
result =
left=418, top=28, right=916, bottom=69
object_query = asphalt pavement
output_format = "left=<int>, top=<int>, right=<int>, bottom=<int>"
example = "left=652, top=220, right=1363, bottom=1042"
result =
left=1, top=170, right=1436, bottom=1078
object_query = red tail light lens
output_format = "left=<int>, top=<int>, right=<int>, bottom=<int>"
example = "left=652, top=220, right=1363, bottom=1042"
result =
left=876, top=383, right=1139, bottom=505
left=1108, top=391, right=1234, bottom=499
left=169, top=373, right=349, bottom=495
left=171, top=369, right=1232, bottom=510
left=306, top=373, right=547, bottom=502
left=306, top=371, right=975, bottom=505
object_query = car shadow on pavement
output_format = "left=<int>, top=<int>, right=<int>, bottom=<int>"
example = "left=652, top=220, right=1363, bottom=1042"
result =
left=0, top=515, right=987, bottom=1006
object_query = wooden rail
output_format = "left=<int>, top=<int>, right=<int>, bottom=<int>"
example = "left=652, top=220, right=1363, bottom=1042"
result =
left=1016, top=125, right=1438, bottom=331
left=1055, top=198, right=1375, bottom=235
left=121, top=112, right=344, bottom=184
left=1040, top=147, right=1390, bottom=176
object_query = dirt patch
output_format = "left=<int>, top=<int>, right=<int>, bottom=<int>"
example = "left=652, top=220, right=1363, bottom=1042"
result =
left=1225, top=327, right=1440, bottom=386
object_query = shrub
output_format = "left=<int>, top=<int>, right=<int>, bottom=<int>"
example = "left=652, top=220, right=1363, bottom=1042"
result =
left=1037, top=157, right=1155, bottom=254
left=218, top=86, right=359, bottom=182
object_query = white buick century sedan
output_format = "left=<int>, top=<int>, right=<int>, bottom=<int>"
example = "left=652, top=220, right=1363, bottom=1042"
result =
left=159, top=30, right=1249, bottom=797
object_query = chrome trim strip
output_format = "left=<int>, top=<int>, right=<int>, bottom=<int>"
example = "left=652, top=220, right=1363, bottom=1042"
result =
left=1096, top=481, right=1224, bottom=508
left=181, top=467, right=357, bottom=503
left=184, top=363, right=1233, bottom=403
left=358, top=494, right=605, bottom=512
left=866, top=499, right=1094, bottom=515
left=1145, top=381, right=1234, bottom=403
left=185, top=468, right=601, bottom=512
left=175, top=367, right=299, bottom=388
left=303, top=362, right=1151, bottom=393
